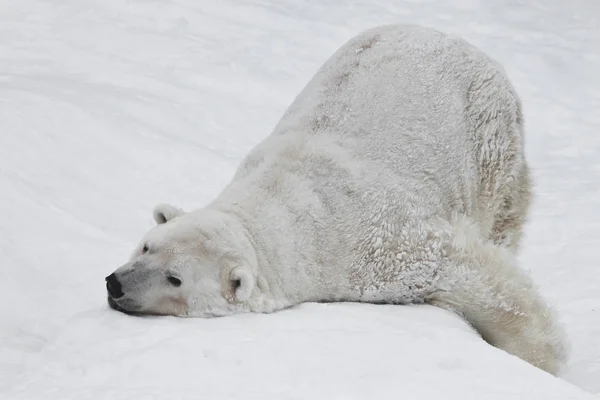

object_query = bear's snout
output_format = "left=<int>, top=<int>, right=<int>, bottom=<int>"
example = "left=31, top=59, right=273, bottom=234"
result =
left=105, top=273, right=124, bottom=299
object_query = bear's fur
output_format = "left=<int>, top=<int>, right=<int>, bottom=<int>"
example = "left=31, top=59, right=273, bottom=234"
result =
left=106, top=24, right=567, bottom=375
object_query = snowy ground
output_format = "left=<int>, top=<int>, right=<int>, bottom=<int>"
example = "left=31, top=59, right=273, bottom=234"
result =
left=1, top=0, right=599, bottom=398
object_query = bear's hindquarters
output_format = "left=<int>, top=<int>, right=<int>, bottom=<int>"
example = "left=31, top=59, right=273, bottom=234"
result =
left=463, top=57, right=532, bottom=253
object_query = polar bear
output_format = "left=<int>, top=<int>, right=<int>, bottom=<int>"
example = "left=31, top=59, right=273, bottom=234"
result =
left=105, top=24, right=567, bottom=375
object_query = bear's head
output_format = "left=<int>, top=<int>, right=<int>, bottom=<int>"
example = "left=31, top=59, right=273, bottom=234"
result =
left=105, top=203, right=258, bottom=317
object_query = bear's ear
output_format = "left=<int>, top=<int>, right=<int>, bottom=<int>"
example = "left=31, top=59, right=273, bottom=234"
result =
left=229, top=267, right=254, bottom=302
left=153, top=203, right=184, bottom=224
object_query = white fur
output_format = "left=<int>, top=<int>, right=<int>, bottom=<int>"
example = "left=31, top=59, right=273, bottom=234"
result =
left=108, top=24, right=567, bottom=375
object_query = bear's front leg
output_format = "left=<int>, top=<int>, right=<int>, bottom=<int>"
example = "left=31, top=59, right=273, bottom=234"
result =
left=425, top=221, right=568, bottom=375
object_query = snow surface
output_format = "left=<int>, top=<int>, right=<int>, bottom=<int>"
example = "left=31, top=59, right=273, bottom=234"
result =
left=1, top=0, right=599, bottom=398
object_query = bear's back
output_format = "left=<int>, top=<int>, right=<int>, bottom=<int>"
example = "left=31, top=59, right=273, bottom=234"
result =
left=231, top=24, right=522, bottom=223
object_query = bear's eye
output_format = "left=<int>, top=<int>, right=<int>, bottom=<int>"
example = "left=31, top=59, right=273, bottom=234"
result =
left=142, top=244, right=149, bottom=254
left=167, top=275, right=182, bottom=287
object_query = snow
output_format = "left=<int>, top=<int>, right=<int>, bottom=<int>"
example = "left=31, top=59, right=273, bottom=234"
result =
left=0, top=0, right=598, bottom=398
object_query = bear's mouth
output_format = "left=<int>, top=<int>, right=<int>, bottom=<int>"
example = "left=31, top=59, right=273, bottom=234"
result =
left=107, top=296, right=142, bottom=315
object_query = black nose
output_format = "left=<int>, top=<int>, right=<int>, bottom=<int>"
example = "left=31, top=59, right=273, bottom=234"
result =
left=105, top=273, right=124, bottom=299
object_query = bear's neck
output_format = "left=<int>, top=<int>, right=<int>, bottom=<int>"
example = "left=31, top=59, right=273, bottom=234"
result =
left=208, top=189, right=355, bottom=311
